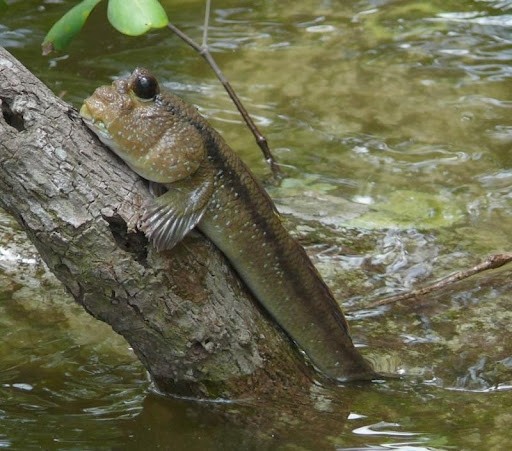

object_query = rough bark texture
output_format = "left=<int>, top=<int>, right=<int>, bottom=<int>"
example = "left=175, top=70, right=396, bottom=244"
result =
left=0, top=47, right=313, bottom=399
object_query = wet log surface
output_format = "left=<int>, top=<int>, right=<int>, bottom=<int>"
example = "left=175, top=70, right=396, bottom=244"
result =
left=0, top=46, right=314, bottom=399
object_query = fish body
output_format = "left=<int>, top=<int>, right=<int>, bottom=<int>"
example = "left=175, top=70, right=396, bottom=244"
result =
left=80, top=68, right=375, bottom=382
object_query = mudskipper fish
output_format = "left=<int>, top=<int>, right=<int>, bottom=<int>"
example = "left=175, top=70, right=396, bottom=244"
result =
left=80, top=68, right=376, bottom=382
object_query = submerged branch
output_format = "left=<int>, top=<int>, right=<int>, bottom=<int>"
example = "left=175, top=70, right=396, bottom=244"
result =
left=167, top=4, right=282, bottom=181
left=361, top=252, right=512, bottom=309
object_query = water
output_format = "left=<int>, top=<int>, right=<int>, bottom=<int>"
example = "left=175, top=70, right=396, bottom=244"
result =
left=1, top=0, right=512, bottom=448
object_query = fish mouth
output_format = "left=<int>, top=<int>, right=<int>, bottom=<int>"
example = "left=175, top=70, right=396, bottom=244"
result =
left=79, top=103, right=113, bottom=144
left=79, top=103, right=93, bottom=121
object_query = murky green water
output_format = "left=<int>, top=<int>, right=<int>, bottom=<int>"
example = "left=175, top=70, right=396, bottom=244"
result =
left=1, top=0, right=512, bottom=449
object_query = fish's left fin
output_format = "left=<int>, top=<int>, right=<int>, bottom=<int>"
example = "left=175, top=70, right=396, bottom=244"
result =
left=140, top=166, right=215, bottom=251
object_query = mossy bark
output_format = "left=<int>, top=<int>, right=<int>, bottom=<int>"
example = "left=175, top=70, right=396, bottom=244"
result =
left=0, top=46, right=314, bottom=399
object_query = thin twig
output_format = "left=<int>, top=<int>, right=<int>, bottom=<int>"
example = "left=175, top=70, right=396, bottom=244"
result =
left=201, top=0, right=211, bottom=48
left=360, top=252, right=512, bottom=309
left=167, top=4, right=282, bottom=181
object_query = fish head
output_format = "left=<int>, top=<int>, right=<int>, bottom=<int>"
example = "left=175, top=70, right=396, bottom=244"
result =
left=80, top=67, right=207, bottom=183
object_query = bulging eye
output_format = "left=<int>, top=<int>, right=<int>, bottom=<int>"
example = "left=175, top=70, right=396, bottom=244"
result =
left=133, top=73, right=159, bottom=100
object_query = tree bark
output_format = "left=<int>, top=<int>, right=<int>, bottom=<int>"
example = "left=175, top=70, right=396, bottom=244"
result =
left=0, top=46, right=313, bottom=399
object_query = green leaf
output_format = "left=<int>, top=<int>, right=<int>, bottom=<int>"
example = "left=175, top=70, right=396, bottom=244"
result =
left=107, top=0, right=168, bottom=36
left=42, top=0, right=103, bottom=55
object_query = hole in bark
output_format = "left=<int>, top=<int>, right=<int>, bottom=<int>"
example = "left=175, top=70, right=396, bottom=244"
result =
left=102, top=213, right=148, bottom=265
left=1, top=98, right=26, bottom=131
left=191, top=340, right=207, bottom=356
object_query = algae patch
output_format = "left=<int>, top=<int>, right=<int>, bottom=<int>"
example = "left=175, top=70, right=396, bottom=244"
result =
left=350, top=190, right=465, bottom=230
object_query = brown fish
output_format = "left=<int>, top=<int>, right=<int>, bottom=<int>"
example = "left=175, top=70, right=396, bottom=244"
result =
left=80, top=68, right=376, bottom=382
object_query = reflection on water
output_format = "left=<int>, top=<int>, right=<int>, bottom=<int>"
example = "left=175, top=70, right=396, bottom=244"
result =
left=1, top=0, right=512, bottom=448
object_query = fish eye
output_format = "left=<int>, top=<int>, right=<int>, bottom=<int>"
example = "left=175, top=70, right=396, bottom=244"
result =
left=133, top=74, right=159, bottom=100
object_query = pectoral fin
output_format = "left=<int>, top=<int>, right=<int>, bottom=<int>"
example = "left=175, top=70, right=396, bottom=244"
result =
left=140, top=166, right=215, bottom=251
